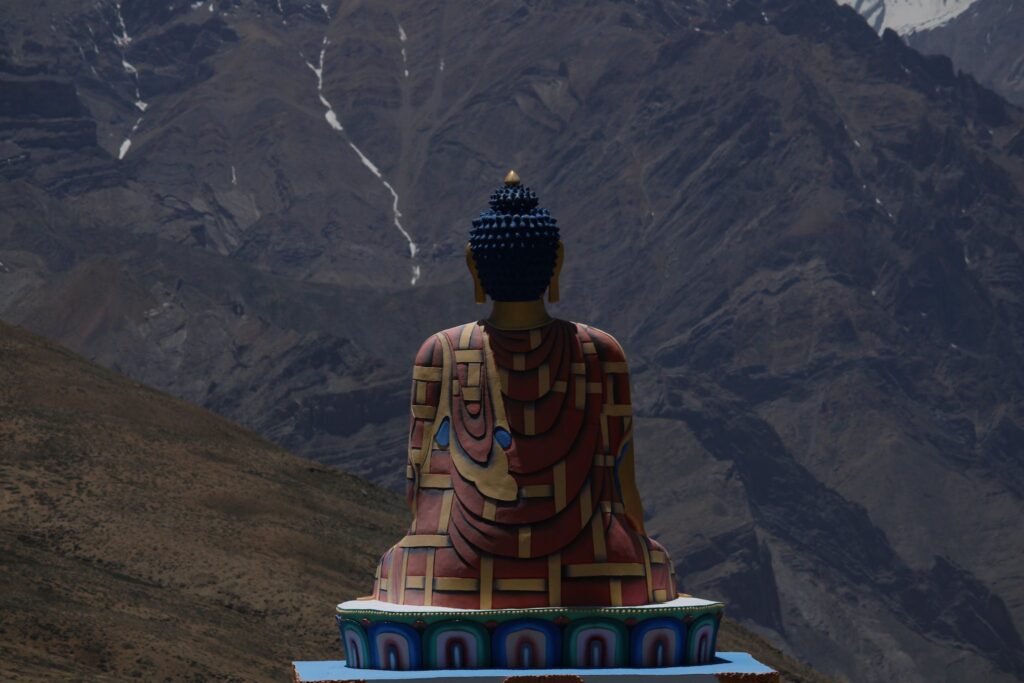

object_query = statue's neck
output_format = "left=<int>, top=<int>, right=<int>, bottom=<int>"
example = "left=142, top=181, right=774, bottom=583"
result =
left=486, top=299, right=552, bottom=331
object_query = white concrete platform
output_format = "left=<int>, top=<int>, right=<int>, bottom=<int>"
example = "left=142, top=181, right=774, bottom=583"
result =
left=337, top=595, right=722, bottom=614
left=291, top=652, right=778, bottom=682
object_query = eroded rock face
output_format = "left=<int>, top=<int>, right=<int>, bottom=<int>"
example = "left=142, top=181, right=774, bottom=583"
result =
left=2, top=1, right=1024, bottom=681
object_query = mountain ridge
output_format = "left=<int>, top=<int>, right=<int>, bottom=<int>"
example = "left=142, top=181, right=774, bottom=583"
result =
left=837, top=0, right=980, bottom=34
left=835, top=0, right=1024, bottom=108
left=906, top=0, right=1024, bottom=107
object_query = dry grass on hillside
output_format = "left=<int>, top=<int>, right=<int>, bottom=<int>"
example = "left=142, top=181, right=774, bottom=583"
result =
left=0, top=320, right=408, bottom=681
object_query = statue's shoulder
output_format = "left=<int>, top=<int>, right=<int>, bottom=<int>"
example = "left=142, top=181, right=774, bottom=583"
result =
left=565, top=321, right=628, bottom=364
left=414, top=321, right=483, bottom=364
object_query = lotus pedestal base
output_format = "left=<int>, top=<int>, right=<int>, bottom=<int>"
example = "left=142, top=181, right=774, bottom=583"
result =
left=332, top=596, right=735, bottom=673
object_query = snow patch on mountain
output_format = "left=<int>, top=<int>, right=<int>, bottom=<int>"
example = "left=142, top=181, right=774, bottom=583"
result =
left=119, top=116, right=143, bottom=160
left=306, top=38, right=340, bottom=129
left=111, top=1, right=147, bottom=159
left=112, top=2, right=131, bottom=47
left=304, top=36, right=419, bottom=284
left=397, top=23, right=409, bottom=78
left=837, top=0, right=980, bottom=34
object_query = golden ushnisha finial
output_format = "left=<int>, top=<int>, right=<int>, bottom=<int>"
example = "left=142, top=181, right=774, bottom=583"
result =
left=504, top=169, right=521, bottom=187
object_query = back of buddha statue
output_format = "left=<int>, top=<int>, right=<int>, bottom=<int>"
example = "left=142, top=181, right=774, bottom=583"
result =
left=372, top=173, right=678, bottom=610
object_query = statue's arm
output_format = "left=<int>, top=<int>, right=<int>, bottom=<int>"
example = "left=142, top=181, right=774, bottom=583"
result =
left=589, top=327, right=646, bottom=535
left=406, top=334, right=443, bottom=507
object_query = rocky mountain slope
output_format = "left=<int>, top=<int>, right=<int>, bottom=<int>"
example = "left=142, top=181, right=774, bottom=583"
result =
left=907, top=0, right=1024, bottom=106
left=0, top=320, right=829, bottom=682
left=2, top=0, right=1024, bottom=681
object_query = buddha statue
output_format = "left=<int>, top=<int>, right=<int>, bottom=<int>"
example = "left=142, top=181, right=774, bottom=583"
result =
left=369, top=171, right=679, bottom=610
left=322, top=172, right=758, bottom=676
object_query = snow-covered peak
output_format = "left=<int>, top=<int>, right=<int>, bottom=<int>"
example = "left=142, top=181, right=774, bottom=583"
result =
left=837, top=0, right=979, bottom=34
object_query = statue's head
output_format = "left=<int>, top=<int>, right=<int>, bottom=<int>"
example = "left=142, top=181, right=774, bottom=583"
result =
left=466, top=171, right=564, bottom=303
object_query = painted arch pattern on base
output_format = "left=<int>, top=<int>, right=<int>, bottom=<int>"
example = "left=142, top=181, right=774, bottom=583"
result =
left=335, top=609, right=721, bottom=671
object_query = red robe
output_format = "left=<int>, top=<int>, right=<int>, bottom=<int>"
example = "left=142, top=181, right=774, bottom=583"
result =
left=372, top=319, right=678, bottom=609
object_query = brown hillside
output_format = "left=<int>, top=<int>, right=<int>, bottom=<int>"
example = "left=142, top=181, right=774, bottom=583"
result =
left=0, top=320, right=828, bottom=682
left=0, top=319, right=405, bottom=681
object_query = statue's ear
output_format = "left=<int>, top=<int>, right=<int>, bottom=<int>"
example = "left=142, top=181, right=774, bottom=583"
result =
left=465, top=243, right=486, bottom=304
left=548, top=241, right=564, bottom=303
